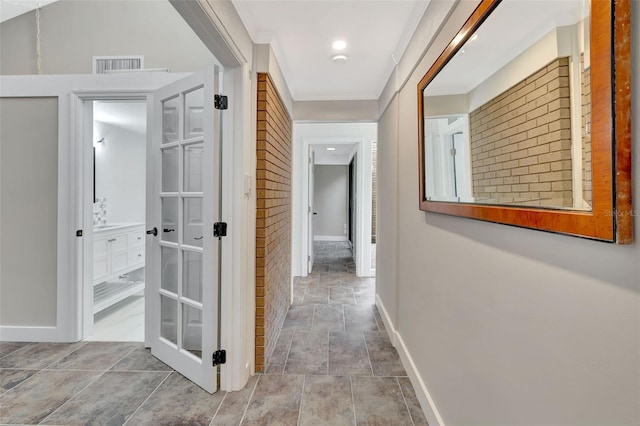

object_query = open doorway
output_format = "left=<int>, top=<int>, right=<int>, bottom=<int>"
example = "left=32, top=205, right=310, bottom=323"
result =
left=310, top=143, right=356, bottom=264
left=293, top=123, right=376, bottom=279
left=85, top=100, right=147, bottom=342
left=314, top=163, right=351, bottom=243
left=64, top=69, right=225, bottom=393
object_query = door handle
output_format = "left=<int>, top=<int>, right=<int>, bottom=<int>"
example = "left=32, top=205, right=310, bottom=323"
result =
left=163, top=228, right=175, bottom=233
left=194, top=236, right=203, bottom=240
left=313, top=212, right=318, bottom=215
left=146, top=227, right=158, bottom=236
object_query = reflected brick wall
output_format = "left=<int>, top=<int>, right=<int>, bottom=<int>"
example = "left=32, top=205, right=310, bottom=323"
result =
left=470, top=57, right=573, bottom=207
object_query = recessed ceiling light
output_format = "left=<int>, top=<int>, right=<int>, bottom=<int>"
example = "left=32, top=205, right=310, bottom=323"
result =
left=332, top=55, right=348, bottom=63
left=332, top=40, right=347, bottom=50
left=326, top=147, right=336, bottom=151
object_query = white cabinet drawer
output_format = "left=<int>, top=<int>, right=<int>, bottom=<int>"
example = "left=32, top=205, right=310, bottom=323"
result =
left=129, top=230, right=144, bottom=247
left=110, top=234, right=128, bottom=252
left=93, top=224, right=145, bottom=285
left=129, top=246, right=145, bottom=266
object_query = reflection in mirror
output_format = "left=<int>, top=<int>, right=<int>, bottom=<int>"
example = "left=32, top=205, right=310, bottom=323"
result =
left=422, top=0, right=591, bottom=209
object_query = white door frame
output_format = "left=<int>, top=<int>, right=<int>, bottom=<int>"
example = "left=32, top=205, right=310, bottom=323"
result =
left=70, top=73, right=243, bottom=391
left=297, top=136, right=374, bottom=278
left=169, top=1, right=257, bottom=391
left=71, top=90, right=154, bottom=344
left=68, top=72, right=244, bottom=392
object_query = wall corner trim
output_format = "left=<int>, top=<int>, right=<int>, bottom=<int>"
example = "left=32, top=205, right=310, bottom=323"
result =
left=376, top=295, right=446, bottom=426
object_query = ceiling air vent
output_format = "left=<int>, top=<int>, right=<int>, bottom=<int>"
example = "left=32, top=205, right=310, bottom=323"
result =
left=92, top=56, right=144, bottom=74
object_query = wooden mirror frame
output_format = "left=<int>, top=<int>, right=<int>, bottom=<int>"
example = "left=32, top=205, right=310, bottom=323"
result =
left=417, top=0, right=632, bottom=243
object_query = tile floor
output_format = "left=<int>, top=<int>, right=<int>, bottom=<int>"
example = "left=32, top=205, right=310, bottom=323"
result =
left=0, top=241, right=426, bottom=425
left=86, top=294, right=145, bottom=342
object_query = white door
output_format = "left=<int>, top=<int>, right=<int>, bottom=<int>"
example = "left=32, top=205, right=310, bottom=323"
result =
left=147, top=69, right=221, bottom=393
left=308, top=148, right=315, bottom=274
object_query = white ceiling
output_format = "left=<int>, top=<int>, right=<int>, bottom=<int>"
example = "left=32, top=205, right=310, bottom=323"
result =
left=233, top=0, right=430, bottom=101
left=94, top=101, right=147, bottom=135
left=426, top=0, right=586, bottom=96
left=312, top=143, right=358, bottom=165
left=0, top=0, right=58, bottom=22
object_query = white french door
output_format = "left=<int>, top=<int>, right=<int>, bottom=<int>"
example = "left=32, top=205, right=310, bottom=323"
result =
left=147, top=68, right=221, bottom=393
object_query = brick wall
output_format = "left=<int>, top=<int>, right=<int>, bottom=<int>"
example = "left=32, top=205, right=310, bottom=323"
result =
left=256, top=73, right=292, bottom=372
left=371, top=141, right=377, bottom=243
left=470, top=57, right=573, bottom=207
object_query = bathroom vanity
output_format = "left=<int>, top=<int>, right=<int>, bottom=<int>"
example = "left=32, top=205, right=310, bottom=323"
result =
left=93, top=223, right=145, bottom=313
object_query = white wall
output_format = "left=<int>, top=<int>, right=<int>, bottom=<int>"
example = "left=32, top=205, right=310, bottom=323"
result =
left=376, top=1, right=640, bottom=425
left=0, top=97, right=58, bottom=326
left=294, top=100, right=379, bottom=121
left=255, top=44, right=294, bottom=116
left=0, top=0, right=217, bottom=75
left=376, top=96, right=399, bottom=330
left=314, top=165, right=348, bottom=239
left=468, top=26, right=572, bottom=111
left=94, top=121, right=146, bottom=224
left=423, top=94, right=468, bottom=116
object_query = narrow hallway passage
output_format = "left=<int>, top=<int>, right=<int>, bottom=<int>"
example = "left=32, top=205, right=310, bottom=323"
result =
left=0, top=242, right=427, bottom=425
left=244, top=241, right=428, bottom=425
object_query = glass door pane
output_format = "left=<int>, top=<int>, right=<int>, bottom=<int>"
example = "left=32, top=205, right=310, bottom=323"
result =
left=158, top=85, right=205, bottom=361
left=183, top=198, right=203, bottom=248
left=162, top=96, right=179, bottom=144
left=184, top=143, right=204, bottom=192
left=182, top=303, right=203, bottom=359
left=184, top=87, right=205, bottom=140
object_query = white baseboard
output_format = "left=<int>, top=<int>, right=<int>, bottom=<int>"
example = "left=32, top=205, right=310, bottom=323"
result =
left=375, top=295, right=446, bottom=426
left=314, top=235, right=348, bottom=241
left=0, top=325, right=69, bottom=342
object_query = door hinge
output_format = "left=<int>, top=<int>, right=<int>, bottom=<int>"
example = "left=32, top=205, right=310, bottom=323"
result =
left=214, top=222, right=228, bottom=238
left=450, top=148, right=457, bottom=156
left=212, top=349, right=226, bottom=366
left=308, top=255, right=311, bottom=261
left=76, top=229, right=83, bottom=237
left=214, top=94, right=228, bottom=110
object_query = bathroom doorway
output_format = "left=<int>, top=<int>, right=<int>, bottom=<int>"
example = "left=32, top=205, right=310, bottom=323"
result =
left=84, top=100, right=148, bottom=342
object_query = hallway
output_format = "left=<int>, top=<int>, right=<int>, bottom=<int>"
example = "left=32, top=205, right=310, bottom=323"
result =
left=0, top=242, right=426, bottom=425
left=258, top=241, right=427, bottom=424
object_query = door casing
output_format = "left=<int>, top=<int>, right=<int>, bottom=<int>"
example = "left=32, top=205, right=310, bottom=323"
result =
left=74, top=91, right=152, bottom=343
left=295, top=134, right=374, bottom=279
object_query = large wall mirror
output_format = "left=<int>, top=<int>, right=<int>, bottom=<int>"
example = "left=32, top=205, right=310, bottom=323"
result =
left=418, top=0, right=632, bottom=243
